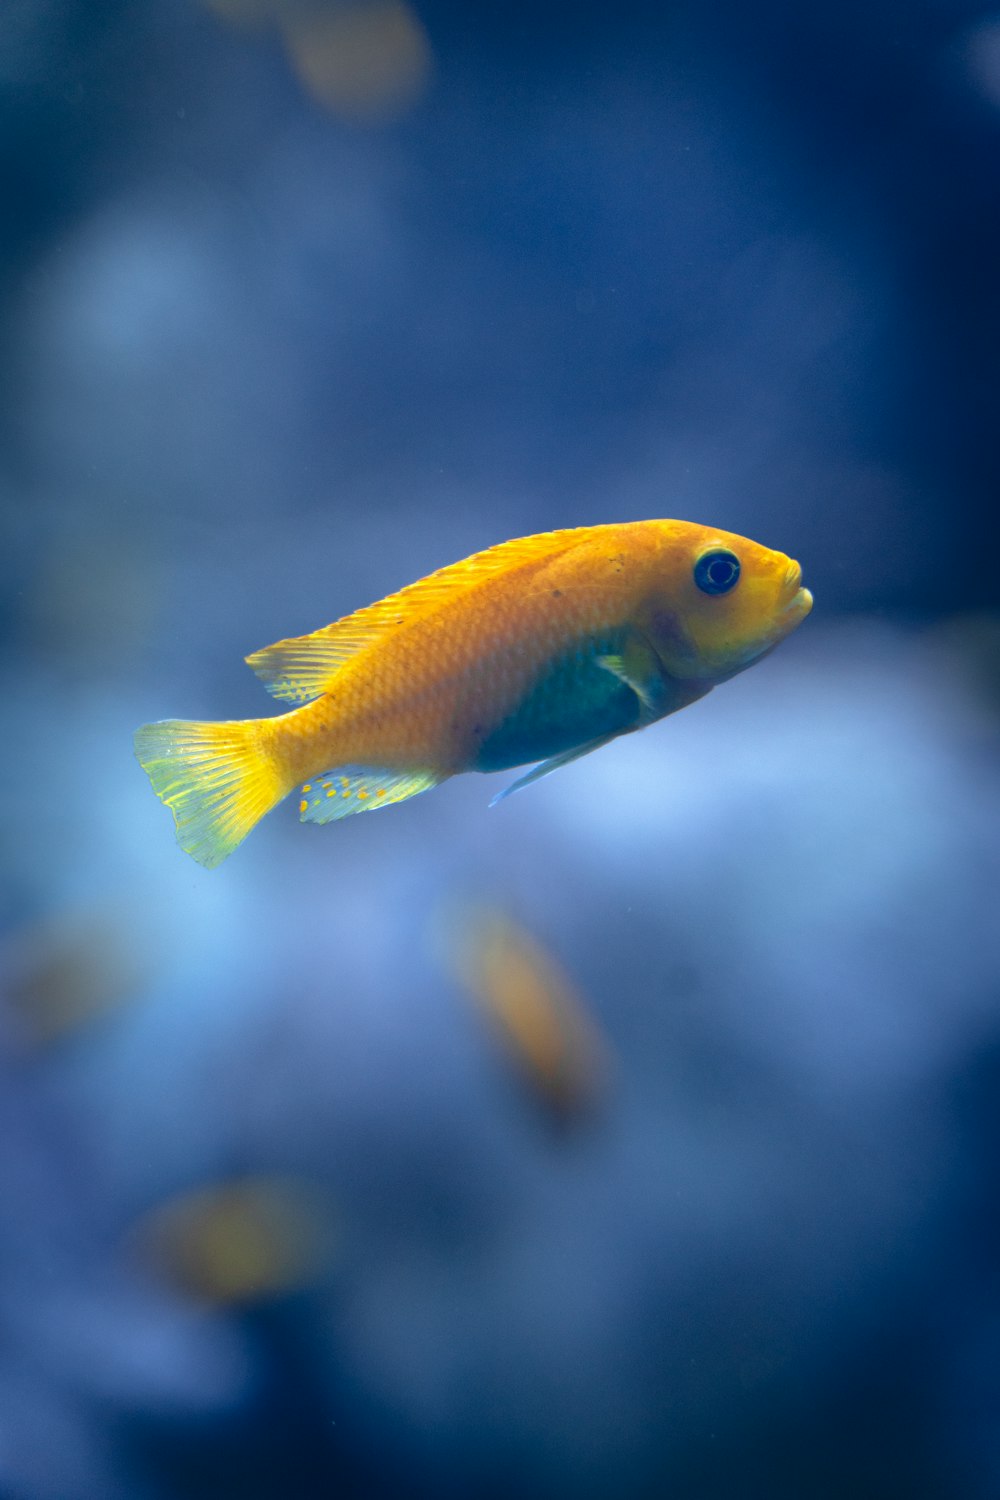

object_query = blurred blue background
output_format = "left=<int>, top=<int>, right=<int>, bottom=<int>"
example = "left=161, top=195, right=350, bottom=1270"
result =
left=2, top=2, right=1000, bottom=1496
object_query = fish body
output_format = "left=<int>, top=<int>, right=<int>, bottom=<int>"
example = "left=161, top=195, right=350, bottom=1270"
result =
left=135, top=521, right=812, bottom=866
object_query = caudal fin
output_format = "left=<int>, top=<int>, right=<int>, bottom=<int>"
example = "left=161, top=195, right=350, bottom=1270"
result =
left=133, top=718, right=286, bottom=868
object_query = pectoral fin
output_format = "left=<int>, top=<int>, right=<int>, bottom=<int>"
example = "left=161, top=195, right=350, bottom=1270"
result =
left=489, top=736, right=616, bottom=807
left=596, top=634, right=669, bottom=721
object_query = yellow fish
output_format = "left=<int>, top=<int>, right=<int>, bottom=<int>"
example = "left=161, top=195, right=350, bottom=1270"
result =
left=448, top=907, right=610, bottom=1120
left=134, top=520, right=812, bottom=867
left=133, top=1176, right=335, bottom=1305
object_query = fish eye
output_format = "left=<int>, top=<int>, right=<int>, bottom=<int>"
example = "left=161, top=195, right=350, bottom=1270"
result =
left=694, top=549, right=740, bottom=596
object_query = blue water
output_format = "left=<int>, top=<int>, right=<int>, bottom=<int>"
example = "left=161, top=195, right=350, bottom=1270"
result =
left=2, top=3, right=1000, bottom=1497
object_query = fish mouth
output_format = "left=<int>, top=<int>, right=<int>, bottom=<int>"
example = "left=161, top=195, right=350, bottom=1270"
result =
left=730, top=578, right=811, bottom=675
left=781, top=559, right=803, bottom=598
left=777, top=585, right=813, bottom=631
left=779, top=557, right=811, bottom=620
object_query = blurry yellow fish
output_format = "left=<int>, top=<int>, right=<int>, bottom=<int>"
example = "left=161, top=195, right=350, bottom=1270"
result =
left=134, top=520, right=812, bottom=867
left=134, top=1176, right=334, bottom=1305
left=4, top=910, right=140, bottom=1049
left=449, top=907, right=610, bottom=1119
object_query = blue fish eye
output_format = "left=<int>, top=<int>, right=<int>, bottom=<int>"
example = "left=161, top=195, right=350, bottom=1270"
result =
left=694, top=549, right=740, bottom=595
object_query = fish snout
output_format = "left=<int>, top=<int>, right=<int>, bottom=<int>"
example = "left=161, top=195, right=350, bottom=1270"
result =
left=775, top=557, right=812, bottom=627
left=781, top=558, right=803, bottom=598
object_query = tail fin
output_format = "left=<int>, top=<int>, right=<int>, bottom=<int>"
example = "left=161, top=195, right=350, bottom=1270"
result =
left=133, top=718, right=286, bottom=869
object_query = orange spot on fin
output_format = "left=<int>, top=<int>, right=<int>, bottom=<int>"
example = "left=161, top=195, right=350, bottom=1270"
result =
left=299, top=765, right=443, bottom=825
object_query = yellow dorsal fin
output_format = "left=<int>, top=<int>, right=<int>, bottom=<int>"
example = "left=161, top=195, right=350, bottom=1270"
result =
left=246, top=526, right=594, bottom=704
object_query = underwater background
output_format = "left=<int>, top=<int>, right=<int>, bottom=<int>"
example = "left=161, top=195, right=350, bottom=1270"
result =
left=2, top=2, right=1000, bottom=1496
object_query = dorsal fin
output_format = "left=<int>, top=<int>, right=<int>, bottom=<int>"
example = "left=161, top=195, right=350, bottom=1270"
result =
left=246, top=526, right=593, bottom=704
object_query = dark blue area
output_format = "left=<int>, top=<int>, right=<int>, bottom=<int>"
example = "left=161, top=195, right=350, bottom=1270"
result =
left=3, top=3, right=1000, bottom=1498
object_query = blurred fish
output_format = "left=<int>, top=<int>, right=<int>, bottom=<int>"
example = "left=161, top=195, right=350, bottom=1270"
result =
left=283, top=1, right=432, bottom=123
left=133, top=1176, right=335, bottom=1305
left=449, top=908, right=610, bottom=1120
left=134, top=521, right=812, bottom=866
left=3, top=911, right=140, bottom=1049
left=201, top=0, right=432, bottom=124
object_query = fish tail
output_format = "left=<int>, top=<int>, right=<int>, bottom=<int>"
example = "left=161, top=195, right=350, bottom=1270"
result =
left=133, top=717, right=288, bottom=869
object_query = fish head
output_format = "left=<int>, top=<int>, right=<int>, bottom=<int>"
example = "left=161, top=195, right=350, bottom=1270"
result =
left=646, top=521, right=813, bottom=682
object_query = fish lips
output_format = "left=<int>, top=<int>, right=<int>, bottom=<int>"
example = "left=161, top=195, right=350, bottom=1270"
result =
left=783, top=585, right=814, bottom=620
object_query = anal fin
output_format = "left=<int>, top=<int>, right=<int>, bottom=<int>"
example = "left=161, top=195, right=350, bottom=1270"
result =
left=299, top=765, right=442, bottom=824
